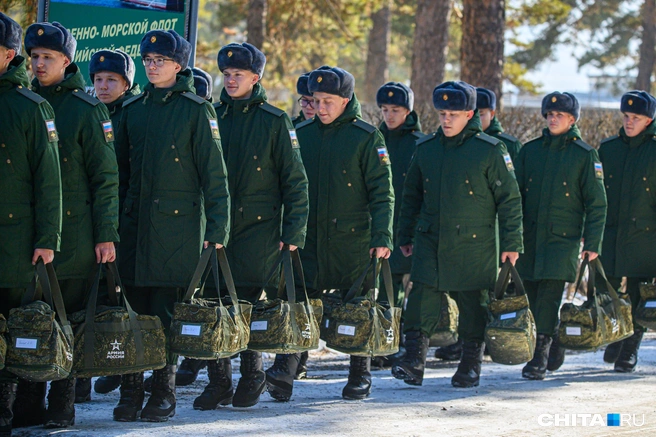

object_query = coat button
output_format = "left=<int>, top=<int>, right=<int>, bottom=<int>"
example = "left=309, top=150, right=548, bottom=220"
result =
left=171, top=145, right=175, bottom=149
left=1, top=144, right=4, bottom=148
left=529, top=178, right=532, bottom=182
left=63, top=158, right=67, bottom=162
left=8, top=214, right=13, bottom=218
left=563, top=182, right=567, bottom=186
left=425, top=178, right=429, bottom=182
left=253, top=155, right=258, bottom=160
left=174, top=210, right=179, bottom=214
left=496, top=180, right=502, bottom=186
left=257, top=216, right=262, bottom=220
left=465, top=179, right=469, bottom=183
left=175, top=158, right=180, bottom=162
left=343, top=170, right=347, bottom=174
left=606, top=185, right=609, bottom=189
left=472, top=234, right=477, bottom=238
left=5, top=159, right=10, bottom=164
left=565, top=193, right=570, bottom=196
left=424, top=190, right=427, bottom=193
left=402, top=173, right=406, bottom=177
left=347, top=183, right=352, bottom=187
left=563, top=232, right=567, bottom=236
left=469, top=191, right=473, bottom=195
left=525, top=188, right=529, bottom=192
left=647, top=188, right=651, bottom=192
left=643, top=177, right=647, bottom=181
left=351, top=228, right=355, bottom=232
left=257, top=167, right=261, bottom=171
left=66, top=211, right=71, bottom=216
left=609, top=174, right=613, bottom=178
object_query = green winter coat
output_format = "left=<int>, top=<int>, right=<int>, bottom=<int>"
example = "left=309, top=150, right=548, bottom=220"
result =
left=398, top=111, right=523, bottom=291
left=292, top=111, right=305, bottom=127
left=485, top=116, right=522, bottom=162
left=32, top=64, right=119, bottom=280
left=116, top=69, right=230, bottom=288
left=379, top=110, right=424, bottom=275
left=515, top=125, right=607, bottom=282
left=297, top=94, right=394, bottom=291
left=214, top=83, right=308, bottom=288
left=0, top=56, right=62, bottom=288
left=599, top=121, right=656, bottom=277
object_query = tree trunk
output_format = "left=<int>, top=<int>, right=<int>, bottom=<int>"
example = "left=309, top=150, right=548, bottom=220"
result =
left=247, top=0, right=267, bottom=50
left=364, top=1, right=391, bottom=103
left=636, top=0, right=656, bottom=91
left=460, top=0, right=505, bottom=107
left=411, top=0, right=452, bottom=111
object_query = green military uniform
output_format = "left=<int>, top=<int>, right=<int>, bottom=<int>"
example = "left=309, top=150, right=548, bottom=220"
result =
left=485, top=116, right=522, bottom=162
left=292, top=111, right=305, bottom=127
left=214, top=82, right=308, bottom=302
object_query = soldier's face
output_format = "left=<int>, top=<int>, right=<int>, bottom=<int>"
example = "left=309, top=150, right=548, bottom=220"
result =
left=299, top=95, right=316, bottom=120
left=30, top=48, right=70, bottom=87
left=93, top=71, right=129, bottom=104
left=142, top=52, right=181, bottom=88
left=623, top=112, right=653, bottom=137
left=546, top=111, right=575, bottom=135
left=222, top=68, right=259, bottom=100
left=381, top=104, right=410, bottom=130
left=313, top=92, right=349, bottom=125
left=438, top=110, right=474, bottom=137
left=0, top=46, right=16, bottom=75
left=478, top=108, right=495, bottom=131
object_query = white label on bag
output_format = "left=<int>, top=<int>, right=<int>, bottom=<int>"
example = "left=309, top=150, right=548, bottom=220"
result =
left=325, top=318, right=330, bottom=328
left=337, top=325, right=356, bottom=336
left=181, top=324, right=202, bottom=336
left=251, top=321, right=268, bottom=331
left=566, top=326, right=582, bottom=336
left=645, top=300, right=656, bottom=308
left=15, top=338, right=38, bottom=349
left=500, top=312, right=517, bottom=320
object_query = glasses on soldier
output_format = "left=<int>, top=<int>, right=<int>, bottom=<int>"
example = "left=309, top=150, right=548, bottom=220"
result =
left=142, top=57, right=175, bottom=67
left=298, top=97, right=315, bottom=109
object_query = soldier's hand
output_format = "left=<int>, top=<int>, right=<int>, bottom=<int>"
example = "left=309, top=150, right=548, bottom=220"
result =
left=501, top=251, right=519, bottom=265
left=279, top=242, right=298, bottom=251
left=370, top=247, right=391, bottom=259
left=95, top=242, right=116, bottom=263
left=581, top=251, right=599, bottom=261
left=400, top=244, right=413, bottom=257
left=203, top=241, right=223, bottom=249
left=33, top=249, right=54, bottom=265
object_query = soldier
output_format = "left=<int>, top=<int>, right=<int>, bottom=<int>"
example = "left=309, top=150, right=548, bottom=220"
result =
left=476, top=87, right=522, bottom=162
left=292, top=72, right=315, bottom=126
left=515, top=92, right=607, bottom=380
left=296, top=66, right=394, bottom=400
left=192, top=66, right=213, bottom=102
left=393, top=81, right=523, bottom=388
left=196, top=42, right=308, bottom=409
left=23, top=21, right=120, bottom=428
left=598, top=91, right=656, bottom=372
left=0, top=13, right=62, bottom=435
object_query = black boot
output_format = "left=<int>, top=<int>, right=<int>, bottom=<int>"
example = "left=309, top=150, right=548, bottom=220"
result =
left=176, top=358, right=207, bottom=386
left=265, top=353, right=300, bottom=401
left=295, top=351, right=309, bottom=380
left=435, top=338, right=463, bottom=361
left=44, top=377, right=76, bottom=428
left=391, top=331, right=429, bottom=386
left=113, top=372, right=144, bottom=422
left=451, top=341, right=485, bottom=388
left=75, top=377, right=91, bottom=403
left=11, top=380, right=46, bottom=428
left=342, top=356, right=372, bottom=400
left=94, top=375, right=122, bottom=394
left=141, top=365, right=176, bottom=422
left=615, top=328, right=645, bottom=373
left=193, top=358, right=233, bottom=410
left=0, top=382, right=17, bottom=437
left=547, top=333, right=566, bottom=371
left=232, top=351, right=266, bottom=408
left=143, top=374, right=152, bottom=393
left=603, top=341, right=624, bottom=364
left=522, top=334, right=552, bottom=380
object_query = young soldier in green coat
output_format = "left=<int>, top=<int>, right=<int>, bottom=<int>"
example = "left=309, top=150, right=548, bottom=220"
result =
left=515, top=92, right=607, bottom=380
left=292, top=72, right=315, bottom=127
left=477, top=87, right=522, bottom=162
left=393, top=81, right=523, bottom=388
left=115, top=30, right=230, bottom=422
left=297, top=66, right=394, bottom=400
left=598, top=91, right=656, bottom=372
left=0, top=13, right=62, bottom=435
left=23, top=21, right=119, bottom=429
left=202, top=42, right=308, bottom=409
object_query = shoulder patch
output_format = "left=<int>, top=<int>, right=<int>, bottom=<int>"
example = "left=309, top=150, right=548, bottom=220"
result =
left=296, top=117, right=315, bottom=130
left=16, top=85, right=46, bottom=104
left=181, top=92, right=205, bottom=104
left=288, top=129, right=300, bottom=148
left=572, top=138, right=594, bottom=151
left=208, top=118, right=220, bottom=139
left=45, top=119, right=59, bottom=142
left=594, top=162, right=604, bottom=179
left=498, top=132, right=519, bottom=143
left=101, top=120, right=114, bottom=142
left=600, top=134, right=620, bottom=145
left=377, top=146, right=390, bottom=166
left=411, top=131, right=426, bottom=140
left=502, top=153, right=515, bottom=172
left=475, top=132, right=501, bottom=145
left=353, top=118, right=377, bottom=134
left=72, top=89, right=101, bottom=106
left=259, top=102, right=285, bottom=117
left=416, top=133, right=436, bottom=146
left=122, top=93, right=145, bottom=108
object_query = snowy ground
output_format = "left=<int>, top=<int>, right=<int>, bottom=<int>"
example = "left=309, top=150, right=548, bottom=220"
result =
left=13, top=335, right=656, bottom=437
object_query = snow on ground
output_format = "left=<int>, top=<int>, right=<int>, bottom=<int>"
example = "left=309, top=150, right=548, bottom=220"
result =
left=13, top=335, right=656, bottom=437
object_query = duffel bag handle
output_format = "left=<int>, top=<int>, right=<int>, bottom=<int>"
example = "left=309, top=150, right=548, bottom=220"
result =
left=492, top=260, right=526, bottom=300
left=343, top=257, right=395, bottom=306
left=24, top=260, right=71, bottom=335
left=182, top=247, right=241, bottom=314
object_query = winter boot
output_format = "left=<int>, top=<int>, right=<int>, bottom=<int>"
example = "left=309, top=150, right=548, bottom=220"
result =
left=615, top=328, right=645, bottom=373
left=342, top=356, right=372, bottom=400
left=265, top=353, right=300, bottom=401
left=193, top=358, right=233, bottom=410
left=94, top=374, right=122, bottom=394
left=113, top=372, right=145, bottom=422
left=522, top=334, right=552, bottom=380
left=74, top=377, right=91, bottom=403
left=435, top=338, right=463, bottom=361
left=295, top=351, right=309, bottom=380
left=547, top=333, right=566, bottom=371
left=176, top=358, right=207, bottom=386
left=141, top=365, right=176, bottom=422
left=232, top=351, right=266, bottom=408
left=44, top=377, right=76, bottom=428
left=11, top=380, right=46, bottom=428
left=451, top=341, right=485, bottom=388
left=143, top=374, right=152, bottom=393
left=603, top=341, right=624, bottom=364
left=391, top=331, right=429, bottom=386
left=0, top=382, right=17, bottom=437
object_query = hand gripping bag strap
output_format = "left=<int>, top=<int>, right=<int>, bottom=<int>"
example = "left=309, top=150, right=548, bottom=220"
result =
left=592, top=258, right=629, bottom=325
left=575, top=256, right=608, bottom=341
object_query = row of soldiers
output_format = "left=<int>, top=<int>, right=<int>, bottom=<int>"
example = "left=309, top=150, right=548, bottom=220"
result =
left=1, top=11, right=655, bottom=435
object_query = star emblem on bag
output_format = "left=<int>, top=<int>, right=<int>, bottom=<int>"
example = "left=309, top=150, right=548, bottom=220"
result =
left=110, top=339, right=122, bottom=351
left=386, top=328, right=395, bottom=344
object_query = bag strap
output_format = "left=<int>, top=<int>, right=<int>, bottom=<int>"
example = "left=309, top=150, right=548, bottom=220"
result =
left=592, top=257, right=627, bottom=321
left=216, top=248, right=241, bottom=314
left=29, top=260, right=70, bottom=329
left=343, top=257, right=377, bottom=303
left=492, top=260, right=526, bottom=300
left=183, top=247, right=214, bottom=302
left=342, top=257, right=394, bottom=305
left=378, top=258, right=396, bottom=307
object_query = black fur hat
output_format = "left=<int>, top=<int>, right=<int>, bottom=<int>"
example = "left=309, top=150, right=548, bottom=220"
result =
left=541, top=91, right=580, bottom=121
left=476, top=87, right=496, bottom=110
left=0, top=12, right=22, bottom=54
left=620, top=90, right=656, bottom=119
left=25, top=21, right=76, bottom=61
left=307, top=66, right=355, bottom=99
left=433, top=81, right=476, bottom=111
left=89, top=49, right=135, bottom=88
left=217, top=42, right=266, bottom=79
left=296, top=72, right=311, bottom=96
left=140, top=29, right=191, bottom=67
left=192, top=67, right=213, bottom=101
left=376, top=82, right=414, bottom=111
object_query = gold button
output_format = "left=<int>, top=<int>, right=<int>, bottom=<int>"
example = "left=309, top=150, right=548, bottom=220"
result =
left=5, top=159, right=9, bottom=164
left=566, top=193, right=570, bottom=196
left=647, top=188, right=651, bottom=192
left=425, top=178, right=429, bottom=182
left=343, top=170, right=347, bottom=174
left=606, top=185, right=609, bottom=189
left=563, top=182, right=567, bottom=186
left=171, top=145, right=175, bottom=149
left=257, top=167, right=261, bottom=171
left=525, top=188, right=529, bottom=192
left=17, top=85, right=22, bottom=89
left=469, top=191, right=473, bottom=195
left=8, top=214, right=13, bottom=218
left=647, top=227, right=651, bottom=231
left=472, top=234, right=477, bottom=238
left=253, top=155, right=258, bottom=160
left=529, top=178, right=532, bottom=182
left=351, top=228, right=355, bottom=232
left=174, top=210, right=179, bottom=214
left=1, top=144, right=4, bottom=148
left=644, top=177, right=647, bottom=181
left=175, top=158, right=179, bottom=162
left=63, top=158, right=67, bottom=162
left=424, top=190, right=427, bottom=193
left=563, top=232, right=567, bottom=236
left=465, top=179, right=469, bottom=183
left=66, top=211, right=71, bottom=216
left=347, top=183, right=352, bottom=187
left=257, top=216, right=262, bottom=220
left=402, top=173, right=406, bottom=177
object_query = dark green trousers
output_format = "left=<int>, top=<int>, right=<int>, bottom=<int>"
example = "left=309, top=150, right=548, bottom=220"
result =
left=524, top=279, right=566, bottom=336
left=595, top=274, right=648, bottom=330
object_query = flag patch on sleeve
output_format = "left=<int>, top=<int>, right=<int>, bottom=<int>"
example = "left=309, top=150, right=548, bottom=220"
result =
left=209, top=118, right=220, bottom=139
left=594, top=162, right=604, bottom=179
left=289, top=129, right=300, bottom=148
left=377, top=147, right=390, bottom=165
left=101, top=120, right=114, bottom=142
left=503, top=153, right=515, bottom=171
left=45, top=119, right=58, bottom=142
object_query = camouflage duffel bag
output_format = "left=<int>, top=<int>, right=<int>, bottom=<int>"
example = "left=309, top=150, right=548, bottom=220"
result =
left=248, top=248, right=322, bottom=353
left=170, top=247, right=252, bottom=359
left=559, top=257, right=633, bottom=351
left=5, top=261, right=74, bottom=382
left=322, top=258, right=401, bottom=357
left=428, top=292, right=459, bottom=347
left=635, top=282, right=656, bottom=330
left=485, top=260, right=536, bottom=365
